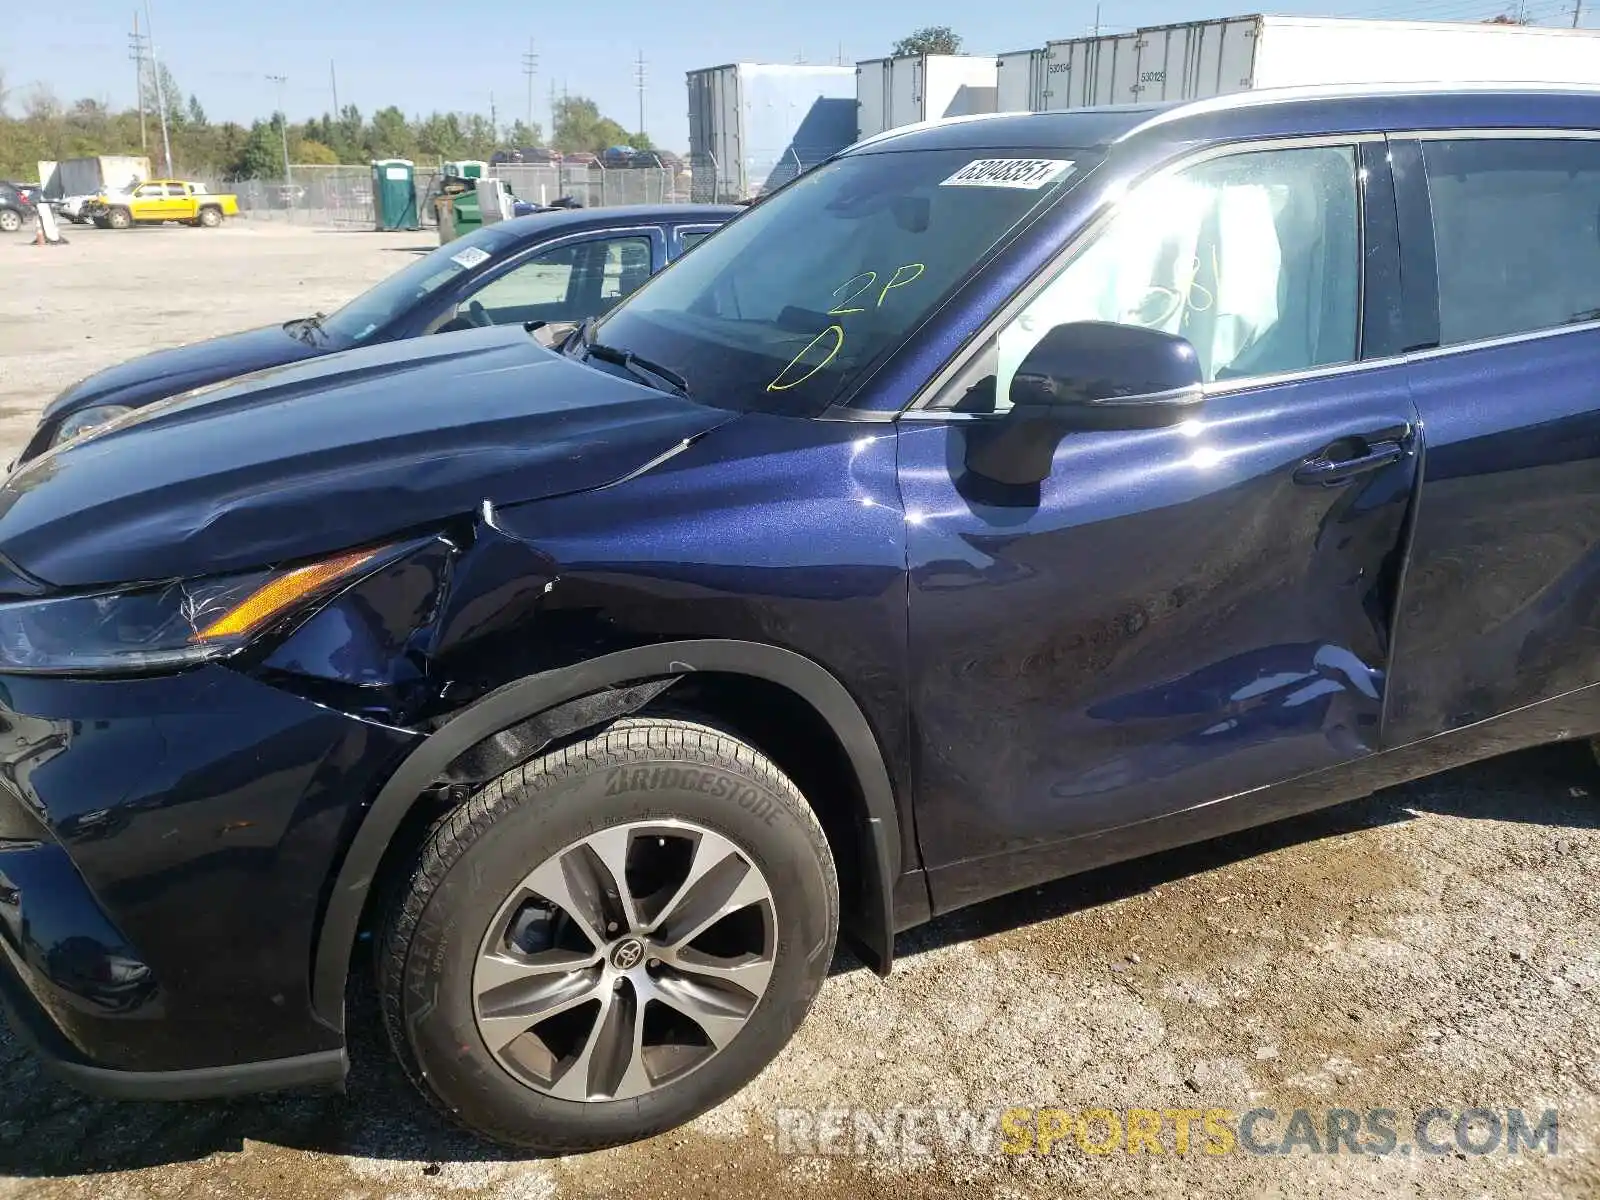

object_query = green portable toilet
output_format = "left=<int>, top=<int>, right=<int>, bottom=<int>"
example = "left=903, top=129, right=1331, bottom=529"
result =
left=438, top=190, right=484, bottom=246
left=371, top=159, right=419, bottom=231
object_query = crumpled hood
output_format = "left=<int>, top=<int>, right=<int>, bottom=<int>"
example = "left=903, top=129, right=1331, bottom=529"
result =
left=0, top=325, right=733, bottom=588
left=40, top=324, right=323, bottom=420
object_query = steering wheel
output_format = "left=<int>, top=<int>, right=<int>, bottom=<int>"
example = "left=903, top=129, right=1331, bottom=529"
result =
left=466, top=299, right=495, bottom=328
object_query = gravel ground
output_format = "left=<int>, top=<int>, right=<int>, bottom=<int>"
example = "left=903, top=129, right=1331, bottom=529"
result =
left=2, top=222, right=1599, bottom=1199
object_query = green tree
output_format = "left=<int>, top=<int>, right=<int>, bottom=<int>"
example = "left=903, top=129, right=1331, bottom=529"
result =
left=234, top=119, right=283, bottom=178
left=892, top=25, right=963, bottom=55
left=551, top=95, right=632, bottom=153
left=186, top=94, right=207, bottom=126
left=366, top=105, right=413, bottom=157
left=461, top=113, right=496, bottom=158
left=415, top=111, right=466, bottom=158
left=293, top=137, right=339, bottom=165
left=505, top=118, right=543, bottom=148
left=334, top=104, right=364, bottom=160
left=141, top=62, right=186, bottom=130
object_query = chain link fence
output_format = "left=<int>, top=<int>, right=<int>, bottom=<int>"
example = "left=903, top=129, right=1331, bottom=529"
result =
left=216, top=157, right=697, bottom=229
left=685, top=149, right=823, bottom=204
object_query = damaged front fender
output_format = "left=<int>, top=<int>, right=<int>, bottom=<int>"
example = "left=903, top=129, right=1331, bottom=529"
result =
left=255, top=516, right=577, bottom=729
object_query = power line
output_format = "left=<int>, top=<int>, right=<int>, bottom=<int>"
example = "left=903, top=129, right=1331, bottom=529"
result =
left=521, top=39, right=538, bottom=136
left=128, top=13, right=148, bottom=154
left=634, top=50, right=646, bottom=139
left=266, top=73, right=290, bottom=184
left=143, top=1, right=173, bottom=176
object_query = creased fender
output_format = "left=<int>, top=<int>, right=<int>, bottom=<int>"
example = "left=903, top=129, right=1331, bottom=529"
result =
left=310, top=638, right=904, bottom=1028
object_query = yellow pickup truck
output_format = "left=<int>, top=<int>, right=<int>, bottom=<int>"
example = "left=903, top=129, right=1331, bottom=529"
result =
left=91, top=180, right=241, bottom=229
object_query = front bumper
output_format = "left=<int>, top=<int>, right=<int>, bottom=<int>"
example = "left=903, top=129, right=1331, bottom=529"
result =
left=0, top=664, right=417, bottom=1095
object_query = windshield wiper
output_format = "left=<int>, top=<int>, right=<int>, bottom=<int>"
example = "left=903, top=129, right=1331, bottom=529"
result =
left=584, top=334, right=691, bottom=399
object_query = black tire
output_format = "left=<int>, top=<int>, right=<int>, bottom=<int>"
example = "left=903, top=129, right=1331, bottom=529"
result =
left=377, top=717, right=839, bottom=1151
left=197, top=206, right=222, bottom=228
left=0, top=208, right=20, bottom=233
left=107, top=207, right=131, bottom=230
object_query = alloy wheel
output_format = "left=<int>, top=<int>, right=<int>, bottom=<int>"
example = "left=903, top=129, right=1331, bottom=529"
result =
left=472, top=818, right=777, bottom=1103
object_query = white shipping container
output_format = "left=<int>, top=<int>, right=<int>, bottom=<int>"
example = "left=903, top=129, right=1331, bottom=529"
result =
left=997, top=48, right=1050, bottom=112
left=686, top=63, right=857, bottom=202
left=39, top=155, right=151, bottom=199
left=1042, top=15, right=1600, bottom=111
left=856, top=54, right=1000, bottom=138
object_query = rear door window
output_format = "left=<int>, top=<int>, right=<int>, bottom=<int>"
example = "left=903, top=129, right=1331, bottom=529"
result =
left=1424, top=137, right=1600, bottom=345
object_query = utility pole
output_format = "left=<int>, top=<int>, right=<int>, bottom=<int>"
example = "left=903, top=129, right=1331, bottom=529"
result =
left=330, top=60, right=339, bottom=117
left=267, top=74, right=291, bottom=183
left=521, top=39, right=538, bottom=136
left=1574, top=0, right=1583, bottom=26
left=1092, top=2, right=1102, bottom=35
left=549, top=78, right=558, bottom=146
left=634, top=50, right=646, bottom=139
left=490, top=91, right=498, bottom=141
left=128, top=13, right=148, bottom=153
left=144, top=1, right=173, bottom=175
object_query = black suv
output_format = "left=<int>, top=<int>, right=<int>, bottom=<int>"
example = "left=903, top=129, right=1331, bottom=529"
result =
left=0, top=182, right=36, bottom=233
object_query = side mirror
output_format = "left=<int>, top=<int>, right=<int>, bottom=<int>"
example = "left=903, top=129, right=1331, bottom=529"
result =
left=965, top=321, right=1204, bottom=487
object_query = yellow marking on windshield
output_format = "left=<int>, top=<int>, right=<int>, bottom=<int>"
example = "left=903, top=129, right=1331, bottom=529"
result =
left=767, top=325, right=845, bottom=392
left=878, top=262, right=925, bottom=306
left=828, top=271, right=878, bottom=316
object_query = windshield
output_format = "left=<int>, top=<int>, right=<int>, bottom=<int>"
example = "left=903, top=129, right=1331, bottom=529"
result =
left=590, top=147, right=1085, bottom=414
left=320, top=223, right=530, bottom=343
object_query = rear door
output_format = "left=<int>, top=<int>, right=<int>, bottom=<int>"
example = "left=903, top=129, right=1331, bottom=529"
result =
left=1385, top=133, right=1600, bottom=745
left=899, top=138, right=1423, bottom=896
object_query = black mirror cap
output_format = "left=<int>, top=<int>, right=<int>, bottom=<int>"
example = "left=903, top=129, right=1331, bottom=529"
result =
left=1010, top=320, right=1203, bottom=411
left=963, top=322, right=1205, bottom=490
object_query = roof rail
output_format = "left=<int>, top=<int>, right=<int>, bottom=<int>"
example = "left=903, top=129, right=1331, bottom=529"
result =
left=1117, top=80, right=1600, bottom=141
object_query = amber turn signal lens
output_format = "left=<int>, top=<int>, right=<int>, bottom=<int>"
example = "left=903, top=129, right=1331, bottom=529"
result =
left=193, top=548, right=379, bottom=642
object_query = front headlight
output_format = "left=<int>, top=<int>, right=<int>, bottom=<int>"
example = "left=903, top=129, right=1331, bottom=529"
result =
left=0, top=547, right=383, bottom=675
left=53, top=403, right=134, bottom=447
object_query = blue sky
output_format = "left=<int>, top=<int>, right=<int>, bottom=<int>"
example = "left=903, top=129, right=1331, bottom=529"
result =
left=12, top=0, right=1581, bottom=151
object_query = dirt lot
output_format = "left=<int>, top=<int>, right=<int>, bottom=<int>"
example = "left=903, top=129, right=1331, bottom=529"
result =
left=2, top=223, right=1600, bottom=1199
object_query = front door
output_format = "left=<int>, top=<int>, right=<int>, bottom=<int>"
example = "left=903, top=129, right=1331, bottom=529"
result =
left=899, top=139, right=1423, bottom=903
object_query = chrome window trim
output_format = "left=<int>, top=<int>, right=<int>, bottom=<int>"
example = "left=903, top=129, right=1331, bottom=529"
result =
left=903, top=132, right=1378, bottom=417
left=1410, top=126, right=1600, bottom=142
left=1407, top=316, right=1600, bottom=363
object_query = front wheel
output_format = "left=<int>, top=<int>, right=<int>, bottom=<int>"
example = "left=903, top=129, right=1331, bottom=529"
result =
left=377, top=717, right=839, bottom=1151
left=106, top=208, right=132, bottom=230
left=0, top=208, right=21, bottom=233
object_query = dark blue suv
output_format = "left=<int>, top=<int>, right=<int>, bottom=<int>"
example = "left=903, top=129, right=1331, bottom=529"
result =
left=3, top=85, right=1599, bottom=1150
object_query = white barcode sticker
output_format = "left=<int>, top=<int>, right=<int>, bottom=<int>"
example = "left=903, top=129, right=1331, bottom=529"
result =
left=450, top=246, right=491, bottom=269
left=940, top=158, right=1074, bottom=189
